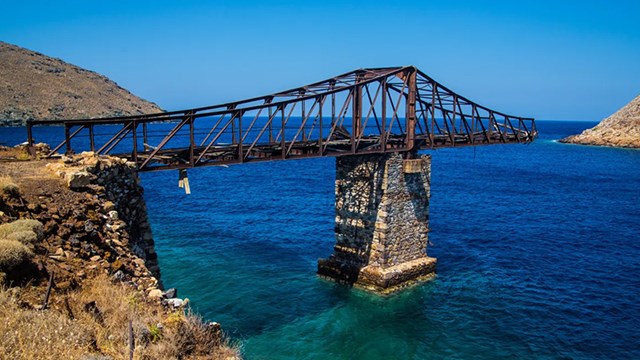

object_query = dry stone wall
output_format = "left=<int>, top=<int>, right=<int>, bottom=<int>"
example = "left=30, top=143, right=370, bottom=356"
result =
left=47, top=153, right=161, bottom=288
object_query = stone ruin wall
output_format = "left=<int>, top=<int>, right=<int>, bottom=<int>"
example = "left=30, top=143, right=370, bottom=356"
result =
left=47, top=153, right=161, bottom=287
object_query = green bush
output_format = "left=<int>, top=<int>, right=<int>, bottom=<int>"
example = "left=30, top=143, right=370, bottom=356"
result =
left=0, top=240, right=33, bottom=271
left=5, top=230, right=38, bottom=245
left=0, top=220, right=44, bottom=242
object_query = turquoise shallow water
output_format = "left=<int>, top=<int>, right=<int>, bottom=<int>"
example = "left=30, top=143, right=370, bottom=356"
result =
left=2, top=121, right=639, bottom=359
left=139, top=121, right=640, bottom=359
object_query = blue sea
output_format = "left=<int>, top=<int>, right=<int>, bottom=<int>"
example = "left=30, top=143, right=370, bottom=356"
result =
left=2, top=120, right=639, bottom=359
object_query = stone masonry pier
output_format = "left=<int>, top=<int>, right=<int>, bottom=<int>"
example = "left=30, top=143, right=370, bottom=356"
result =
left=318, top=152, right=436, bottom=294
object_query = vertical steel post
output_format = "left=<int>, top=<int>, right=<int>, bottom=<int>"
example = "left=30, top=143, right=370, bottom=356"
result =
left=318, top=95, right=323, bottom=155
left=64, top=124, right=71, bottom=155
left=132, top=120, right=138, bottom=165
left=302, top=97, right=307, bottom=142
left=331, top=81, right=336, bottom=125
left=238, top=111, right=243, bottom=163
left=27, top=121, right=33, bottom=146
left=405, top=68, right=417, bottom=151
left=352, top=74, right=362, bottom=154
left=231, top=113, right=236, bottom=144
left=472, top=104, right=477, bottom=142
left=281, top=106, right=286, bottom=159
left=381, top=78, right=387, bottom=152
left=189, top=114, right=195, bottom=167
left=453, top=95, right=458, bottom=146
left=89, top=125, right=95, bottom=152
left=430, top=82, right=436, bottom=145
left=142, top=122, right=148, bottom=148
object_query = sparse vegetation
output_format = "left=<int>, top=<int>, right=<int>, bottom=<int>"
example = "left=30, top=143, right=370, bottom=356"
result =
left=5, top=230, right=38, bottom=245
left=0, top=176, right=20, bottom=196
left=15, top=152, right=31, bottom=161
left=0, top=239, right=33, bottom=271
left=0, top=275, right=241, bottom=359
left=0, top=41, right=164, bottom=125
left=0, top=219, right=44, bottom=241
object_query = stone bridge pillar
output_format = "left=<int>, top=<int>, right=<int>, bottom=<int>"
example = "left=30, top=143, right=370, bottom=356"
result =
left=318, top=152, right=437, bottom=294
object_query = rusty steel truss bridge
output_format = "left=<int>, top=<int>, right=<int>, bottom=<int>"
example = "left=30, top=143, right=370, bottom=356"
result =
left=27, top=66, right=536, bottom=171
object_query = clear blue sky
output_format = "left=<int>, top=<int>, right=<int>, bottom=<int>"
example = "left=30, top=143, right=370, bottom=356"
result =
left=2, top=0, right=639, bottom=120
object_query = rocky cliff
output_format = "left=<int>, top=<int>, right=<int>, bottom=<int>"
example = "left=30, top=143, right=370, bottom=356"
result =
left=0, top=41, right=163, bottom=125
left=0, top=149, right=239, bottom=359
left=559, top=95, right=640, bottom=148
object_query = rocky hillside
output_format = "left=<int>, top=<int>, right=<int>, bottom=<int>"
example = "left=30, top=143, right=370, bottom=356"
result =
left=0, top=41, right=163, bottom=125
left=560, top=95, right=640, bottom=148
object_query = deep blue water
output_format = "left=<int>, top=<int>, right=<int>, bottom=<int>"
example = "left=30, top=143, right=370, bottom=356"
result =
left=2, top=121, right=639, bottom=359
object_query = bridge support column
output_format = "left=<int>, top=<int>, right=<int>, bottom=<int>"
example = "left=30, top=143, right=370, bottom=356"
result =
left=318, top=152, right=436, bottom=294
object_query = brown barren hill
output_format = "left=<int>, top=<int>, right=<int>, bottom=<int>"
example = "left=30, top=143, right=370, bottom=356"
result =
left=0, top=41, right=163, bottom=125
left=559, top=94, right=640, bottom=148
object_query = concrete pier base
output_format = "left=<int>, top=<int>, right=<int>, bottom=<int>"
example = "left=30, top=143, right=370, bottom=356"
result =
left=317, top=152, right=436, bottom=294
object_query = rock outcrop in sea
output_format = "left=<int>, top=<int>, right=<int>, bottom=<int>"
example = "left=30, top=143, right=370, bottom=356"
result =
left=559, top=95, right=640, bottom=148
left=0, top=41, right=163, bottom=125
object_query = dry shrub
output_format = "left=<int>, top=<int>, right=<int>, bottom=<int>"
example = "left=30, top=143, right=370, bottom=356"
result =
left=0, top=176, right=20, bottom=196
left=0, top=219, right=44, bottom=241
left=15, top=152, right=31, bottom=161
left=59, top=275, right=240, bottom=359
left=0, top=289, right=96, bottom=359
left=5, top=230, right=38, bottom=245
left=0, top=239, right=33, bottom=271
left=0, top=273, right=240, bottom=359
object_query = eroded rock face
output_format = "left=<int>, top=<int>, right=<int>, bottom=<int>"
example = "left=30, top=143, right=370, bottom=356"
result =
left=560, top=95, right=640, bottom=148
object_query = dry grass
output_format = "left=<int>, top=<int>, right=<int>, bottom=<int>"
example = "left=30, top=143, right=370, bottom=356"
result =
left=0, top=176, right=20, bottom=196
left=0, top=275, right=241, bottom=359
left=0, top=289, right=95, bottom=359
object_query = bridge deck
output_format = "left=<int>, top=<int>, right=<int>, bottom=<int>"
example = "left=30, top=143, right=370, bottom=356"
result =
left=128, top=132, right=523, bottom=171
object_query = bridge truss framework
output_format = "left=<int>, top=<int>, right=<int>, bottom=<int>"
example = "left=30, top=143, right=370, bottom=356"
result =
left=28, top=66, right=536, bottom=171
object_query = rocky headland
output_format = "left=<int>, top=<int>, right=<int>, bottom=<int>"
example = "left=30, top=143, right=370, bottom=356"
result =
left=559, top=95, right=640, bottom=148
left=0, top=147, right=239, bottom=359
left=0, top=41, right=163, bottom=125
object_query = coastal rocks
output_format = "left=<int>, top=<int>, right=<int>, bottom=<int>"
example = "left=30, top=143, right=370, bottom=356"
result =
left=148, top=288, right=163, bottom=299
left=560, top=94, right=640, bottom=148
left=146, top=286, right=188, bottom=308
left=163, top=298, right=189, bottom=308
left=164, top=288, right=177, bottom=299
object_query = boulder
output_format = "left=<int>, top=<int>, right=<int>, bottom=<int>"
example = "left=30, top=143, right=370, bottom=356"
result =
left=66, top=171, right=93, bottom=189
left=148, top=288, right=163, bottom=299
left=164, top=288, right=177, bottom=299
